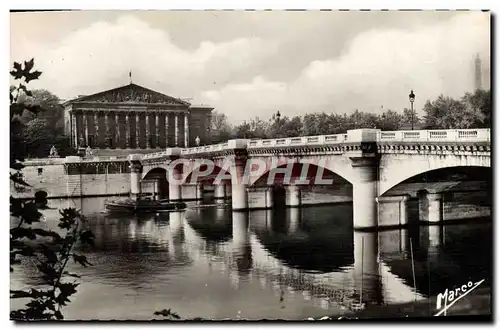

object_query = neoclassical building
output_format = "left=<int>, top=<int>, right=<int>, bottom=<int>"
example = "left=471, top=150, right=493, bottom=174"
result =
left=63, top=83, right=213, bottom=152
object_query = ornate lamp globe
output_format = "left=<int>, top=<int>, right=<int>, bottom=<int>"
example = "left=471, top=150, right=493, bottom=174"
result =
left=409, top=90, right=415, bottom=103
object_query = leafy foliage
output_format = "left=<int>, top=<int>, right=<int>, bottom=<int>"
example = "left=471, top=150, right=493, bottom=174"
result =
left=12, top=87, right=73, bottom=158
left=219, top=89, right=490, bottom=140
left=10, top=60, right=94, bottom=321
left=422, top=90, right=491, bottom=129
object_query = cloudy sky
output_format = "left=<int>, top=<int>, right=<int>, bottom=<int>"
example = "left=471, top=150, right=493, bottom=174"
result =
left=11, top=10, right=490, bottom=123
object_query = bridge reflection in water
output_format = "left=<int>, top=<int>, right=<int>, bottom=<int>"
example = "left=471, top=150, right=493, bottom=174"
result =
left=12, top=197, right=491, bottom=320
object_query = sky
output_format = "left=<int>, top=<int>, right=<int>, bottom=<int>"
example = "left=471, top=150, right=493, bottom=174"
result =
left=10, top=10, right=491, bottom=123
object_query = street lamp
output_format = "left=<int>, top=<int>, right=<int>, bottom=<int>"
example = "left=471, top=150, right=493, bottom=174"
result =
left=274, top=111, right=281, bottom=138
left=409, top=90, right=415, bottom=130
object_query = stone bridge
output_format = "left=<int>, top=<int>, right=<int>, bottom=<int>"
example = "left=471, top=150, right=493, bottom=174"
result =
left=132, top=128, right=490, bottom=229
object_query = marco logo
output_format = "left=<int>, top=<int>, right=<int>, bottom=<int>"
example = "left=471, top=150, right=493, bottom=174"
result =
left=434, top=279, right=484, bottom=316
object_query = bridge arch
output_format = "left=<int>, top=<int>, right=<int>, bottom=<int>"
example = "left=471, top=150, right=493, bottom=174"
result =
left=381, top=165, right=491, bottom=198
left=248, top=158, right=354, bottom=187
left=379, top=153, right=491, bottom=196
left=142, top=167, right=169, bottom=199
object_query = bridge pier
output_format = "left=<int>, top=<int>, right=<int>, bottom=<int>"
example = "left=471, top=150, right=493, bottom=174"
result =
left=231, top=141, right=249, bottom=211
left=285, top=185, right=301, bottom=207
left=169, top=166, right=183, bottom=202
left=214, top=184, right=227, bottom=200
left=247, top=186, right=274, bottom=209
left=128, top=154, right=143, bottom=200
left=153, top=180, right=162, bottom=200
left=376, top=194, right=410, bottom=227
left=351, top=159, right=379, bottom=229
left=181, top=184, right=204, bottom=201
left=418, top=191, right=443, bottom=223
left=346, top=128, right=381, bottom=230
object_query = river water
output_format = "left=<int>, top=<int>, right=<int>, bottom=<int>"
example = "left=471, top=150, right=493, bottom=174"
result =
left=10, top=196, right=492, bottom=320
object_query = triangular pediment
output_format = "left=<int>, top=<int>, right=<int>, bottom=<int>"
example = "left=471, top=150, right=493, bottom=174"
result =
left=67, top=83, right=190, bottom=106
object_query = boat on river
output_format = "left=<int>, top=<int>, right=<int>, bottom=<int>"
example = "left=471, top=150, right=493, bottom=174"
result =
left=105, top=198, right=187, bottom=214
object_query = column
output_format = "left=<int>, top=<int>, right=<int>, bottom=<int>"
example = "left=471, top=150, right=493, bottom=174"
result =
left=135, top=112, right=140, bottom=149
left=145, top=113, right=150, bottom=149
left=155, top=112, right=160, bottom=149
left=115, top=112, right=121, bottom=149
left=419, top=191, right=443, bottom=223
left=184, top=112, right=189, bottom=147
left=174, top=112, right=179, bottom=147
left=77, top=112, right=83, bottom=147
left=164, top=113, right=169, bottom=147
left=104, top=112, right=109, bottom=148
left=82, top=112, right=88, bottom=146
left=128, top=156, right=143, bottom=200
left=125, top=113, right=130, bottom=149
left=286, top=185, right=301, bottom=207
left=350, top=157, right=379, bottom=229
left=70, top=112, right=76, bottom=148
left=93, top=112, right=99, bottom=148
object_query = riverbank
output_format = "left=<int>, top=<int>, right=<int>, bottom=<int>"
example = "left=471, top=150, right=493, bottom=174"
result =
left=333, top=286, right=491, bottom=320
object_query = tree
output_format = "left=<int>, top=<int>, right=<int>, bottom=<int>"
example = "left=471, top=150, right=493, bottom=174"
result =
left=280, top=116, right=303, bottom=137
left=233, top=117, right=269, bottom=139
left=24, top=118, right=54, bottom=158
left=422, top=95, right=471, bottom=129
left=210, top=111, right=232, bottom=144
left=21, top=89, right=63, bottom=128
left=10, top=59, right=94, bottom=321
left=18, top=88, right=73, bottom=157
left=402, top=107, right=420, bottom=129
left=377, top=110, right=404, bottom=131
left=302, top=113, right=321, bottom=136
left=461, top=89, right=491, bottom=128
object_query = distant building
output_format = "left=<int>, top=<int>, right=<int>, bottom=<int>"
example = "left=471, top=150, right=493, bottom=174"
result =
left=62, top=83, right=213, bottom=154
left=475, top=53, right=482, bottom=91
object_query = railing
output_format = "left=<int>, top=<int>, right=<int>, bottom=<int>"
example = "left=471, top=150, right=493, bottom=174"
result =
left=139, top=128, right=490, bottom=159
left=142, top=151, right=168, bottom=160
left=180, top=142, right=231, bottom=156
left=377, top=128, right=490, bottom=142
left=247, top=133, right=347, bottom=149
left=23, top=158, right=66, bottom=165
left=22, top=155, right=130, bottom=166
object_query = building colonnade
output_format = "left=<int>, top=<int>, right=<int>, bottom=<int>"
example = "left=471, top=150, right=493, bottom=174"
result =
left=70, top=109, right=190, bottom=149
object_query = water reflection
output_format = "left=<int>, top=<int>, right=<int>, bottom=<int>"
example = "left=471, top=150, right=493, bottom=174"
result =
left=232, top=212, right=252, bottom=277
left=10, top=197, right=491, bottom=320
left=352, top=231, right=383, bottom=306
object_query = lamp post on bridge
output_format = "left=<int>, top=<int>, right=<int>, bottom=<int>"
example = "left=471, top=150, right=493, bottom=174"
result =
left=206, top=126, right=211, bottom=145
left=274, top=110, right=281, bottom=138
left=409, top=90, right=416, bottom=130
